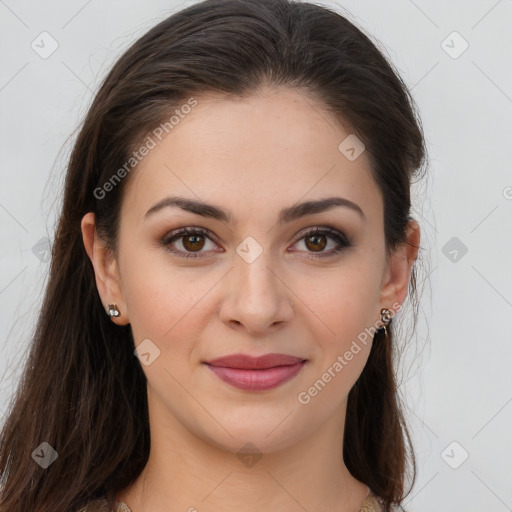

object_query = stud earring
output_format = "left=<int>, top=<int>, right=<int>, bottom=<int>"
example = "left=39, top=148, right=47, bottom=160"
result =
left=106, top=304, right=120, bottom=318
left=380, top=307, right=392, bottom=337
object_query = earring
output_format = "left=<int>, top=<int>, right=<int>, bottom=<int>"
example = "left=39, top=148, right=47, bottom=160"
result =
left=380, top=307, right=392, bottom=337
left=106, top=304, right=120, bottom=318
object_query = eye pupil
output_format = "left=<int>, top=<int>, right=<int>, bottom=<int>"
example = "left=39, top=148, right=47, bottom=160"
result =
left=183, top=234, right=205, bottom=251
left=306, top=234, right=327, bottom=252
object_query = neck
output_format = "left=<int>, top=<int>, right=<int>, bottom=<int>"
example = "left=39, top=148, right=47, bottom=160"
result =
left=116, top=388, right=370, bottom=512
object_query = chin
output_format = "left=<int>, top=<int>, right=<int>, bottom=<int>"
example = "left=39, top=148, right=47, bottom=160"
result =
left=195, top=415, right=307, bottom=456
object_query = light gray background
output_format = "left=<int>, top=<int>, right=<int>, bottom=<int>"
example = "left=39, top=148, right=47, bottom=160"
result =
left=1, top=1, right=511, bottom=511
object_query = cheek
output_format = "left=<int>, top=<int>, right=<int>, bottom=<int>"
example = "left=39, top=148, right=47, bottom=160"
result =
left=299, top=259, right=382, bottom=390
left=306, top=262, right=382, bottom=339
left=299, top=287, right=376, bottom=413
left=119, top=243, right=221, bottom=357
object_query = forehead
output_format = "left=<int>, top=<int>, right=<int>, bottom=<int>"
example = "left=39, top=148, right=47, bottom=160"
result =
left=122, top=86, right=383, bottom=227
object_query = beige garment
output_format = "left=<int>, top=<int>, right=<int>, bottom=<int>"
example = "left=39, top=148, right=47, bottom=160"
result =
left=361, top=491, right=401, bottom=511
left=76, top=498, right=131, bottom=512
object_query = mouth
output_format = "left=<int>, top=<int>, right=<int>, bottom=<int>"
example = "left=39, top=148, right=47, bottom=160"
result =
left=203, top=353, right=308, bottom=392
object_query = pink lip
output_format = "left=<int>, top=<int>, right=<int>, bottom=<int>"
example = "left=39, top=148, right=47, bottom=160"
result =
left=204, top=353, right=307, bottom=391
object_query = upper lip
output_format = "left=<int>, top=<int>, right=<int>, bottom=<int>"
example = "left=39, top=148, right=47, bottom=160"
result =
left=204, top=353, right=306, bottom=369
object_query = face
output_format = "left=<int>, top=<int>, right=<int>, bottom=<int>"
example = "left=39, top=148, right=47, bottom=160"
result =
left=84, top=86, right=416, bottom=454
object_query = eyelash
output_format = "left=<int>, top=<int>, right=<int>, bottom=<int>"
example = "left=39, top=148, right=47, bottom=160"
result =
left=161, top=226, right=352, bottom=260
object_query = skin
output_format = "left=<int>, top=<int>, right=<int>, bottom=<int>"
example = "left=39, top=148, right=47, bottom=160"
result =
left=82, top=85, right=420, bottom=512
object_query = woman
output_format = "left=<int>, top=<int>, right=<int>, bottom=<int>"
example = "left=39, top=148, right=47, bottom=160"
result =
left=0, top=0, right=427, bottom=511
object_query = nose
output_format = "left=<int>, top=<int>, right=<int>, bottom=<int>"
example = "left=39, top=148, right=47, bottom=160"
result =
left=219, top=249, right=294, bottom=336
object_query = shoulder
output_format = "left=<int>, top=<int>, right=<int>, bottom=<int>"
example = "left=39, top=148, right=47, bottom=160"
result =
left=75, top=497, right=132, bottom=512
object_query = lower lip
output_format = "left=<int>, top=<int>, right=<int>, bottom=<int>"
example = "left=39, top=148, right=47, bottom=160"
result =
left=205, top=361, right=306, bottom=391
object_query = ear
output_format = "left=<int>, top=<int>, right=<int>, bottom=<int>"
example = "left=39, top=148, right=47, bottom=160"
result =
left=378, top=219, right=420, bottom=316
left=81, top=212, right=130, bottom=325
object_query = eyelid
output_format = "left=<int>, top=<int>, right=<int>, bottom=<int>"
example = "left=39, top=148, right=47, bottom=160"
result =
left=293, top=224, right=347, bottom=241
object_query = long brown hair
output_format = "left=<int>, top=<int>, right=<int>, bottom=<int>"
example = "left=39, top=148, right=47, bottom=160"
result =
left=0, top=1, right=427, bottom=511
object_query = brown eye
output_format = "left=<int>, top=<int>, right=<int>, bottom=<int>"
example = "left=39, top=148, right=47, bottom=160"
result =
left=182, top=233, right=206, bottom=252
left=305, top=233, right=327, bottom=252
left=162, top=227, right=218, bottom=259
left=292, top=227, right=352, bottom=258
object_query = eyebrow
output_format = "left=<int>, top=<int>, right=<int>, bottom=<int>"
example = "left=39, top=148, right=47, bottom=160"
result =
left=144, top=195, right=366, bottom=224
